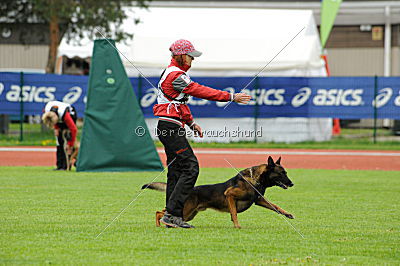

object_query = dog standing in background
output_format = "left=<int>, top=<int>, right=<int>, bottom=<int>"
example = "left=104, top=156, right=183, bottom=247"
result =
left=61, top=130, right=79, bottom=170
left=143, top=156, right=294, bottom=229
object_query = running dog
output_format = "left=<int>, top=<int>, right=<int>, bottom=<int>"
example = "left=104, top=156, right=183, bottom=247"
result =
left=142, top=156, right=294, bottom=228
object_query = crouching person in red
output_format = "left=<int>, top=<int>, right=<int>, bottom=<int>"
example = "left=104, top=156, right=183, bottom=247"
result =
left=154, top=39, right=251, bottom=228
left=41, top=101, right=77, bottom=170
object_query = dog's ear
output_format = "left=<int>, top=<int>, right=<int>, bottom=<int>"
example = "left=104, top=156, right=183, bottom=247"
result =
left=241, top=168, right=250, bottom=177
left=267, top=156, right=275, bottom=167
left=276, top=157, right=281, bottom=165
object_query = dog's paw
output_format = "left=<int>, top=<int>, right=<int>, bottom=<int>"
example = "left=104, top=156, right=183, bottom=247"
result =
left=285, top=213, right=295, bottom=219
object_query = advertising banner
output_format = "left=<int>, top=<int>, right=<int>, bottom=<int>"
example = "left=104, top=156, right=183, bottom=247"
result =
left=1, top=73, right=399, bottom=119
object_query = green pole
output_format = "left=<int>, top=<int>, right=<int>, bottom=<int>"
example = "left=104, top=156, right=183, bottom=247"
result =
left=373, top=76, right=378, bottom=144
left=254, top=77, right=260, bottom=143
left=19, top=72, right=24, bottom=141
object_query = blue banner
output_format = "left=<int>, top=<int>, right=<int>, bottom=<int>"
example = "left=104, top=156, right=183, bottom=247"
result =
left=1, top=72, right=399, bottom=119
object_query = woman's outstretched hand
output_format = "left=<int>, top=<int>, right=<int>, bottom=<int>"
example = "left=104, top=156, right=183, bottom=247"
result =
left=233, top=93, right=251, bottom=104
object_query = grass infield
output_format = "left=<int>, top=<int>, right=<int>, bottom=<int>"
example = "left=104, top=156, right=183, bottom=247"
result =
left=0, top=167, right=399, bottom=264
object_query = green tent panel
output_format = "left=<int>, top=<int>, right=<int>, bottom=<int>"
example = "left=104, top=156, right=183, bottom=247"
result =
left=77, top=39, right=163, bottom=172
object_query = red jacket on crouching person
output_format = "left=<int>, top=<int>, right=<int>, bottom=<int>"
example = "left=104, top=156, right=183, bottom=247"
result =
left=153, top=58, right=233, bottom=127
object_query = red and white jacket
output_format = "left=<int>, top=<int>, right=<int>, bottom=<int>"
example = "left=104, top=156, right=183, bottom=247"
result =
left=153, top=58, right=232, bottom=127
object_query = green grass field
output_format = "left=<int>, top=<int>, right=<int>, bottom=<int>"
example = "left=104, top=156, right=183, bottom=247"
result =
left=0, top=167, right=399, bottom=265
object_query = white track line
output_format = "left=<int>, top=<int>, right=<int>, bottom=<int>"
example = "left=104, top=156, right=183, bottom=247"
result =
left=1, top=147, right=399, bottom=157
left=177, top=150, right=400, bottom=157
left=0, top=147, right=55, bottom=152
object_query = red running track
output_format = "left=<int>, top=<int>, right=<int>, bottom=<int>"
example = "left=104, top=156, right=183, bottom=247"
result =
left=1, top=147, right=400, bottom=171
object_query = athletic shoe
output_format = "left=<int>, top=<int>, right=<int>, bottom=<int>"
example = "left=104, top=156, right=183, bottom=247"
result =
left=160, top=213, right=195, bottom=229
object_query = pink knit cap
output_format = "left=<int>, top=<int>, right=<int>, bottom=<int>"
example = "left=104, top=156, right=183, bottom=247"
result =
left=169, top=39, right=202, bottom=57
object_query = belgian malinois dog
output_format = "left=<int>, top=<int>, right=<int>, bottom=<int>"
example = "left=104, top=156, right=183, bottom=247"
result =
left=142, top=156, right=294, bottom=228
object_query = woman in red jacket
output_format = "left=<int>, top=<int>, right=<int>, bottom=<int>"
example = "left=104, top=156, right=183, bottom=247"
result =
left=154, top=39, right=251, bottom=228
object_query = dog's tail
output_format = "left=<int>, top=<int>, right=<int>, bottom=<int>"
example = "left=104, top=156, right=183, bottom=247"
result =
left=141, top=182, right=167, bottom=192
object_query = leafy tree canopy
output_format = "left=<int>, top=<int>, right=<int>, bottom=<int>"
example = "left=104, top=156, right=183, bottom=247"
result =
left=0, top=0, right=149, bottom=43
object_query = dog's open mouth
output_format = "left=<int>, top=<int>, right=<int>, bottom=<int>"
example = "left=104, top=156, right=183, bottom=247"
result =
left=277, top=181, right=288, bottom=189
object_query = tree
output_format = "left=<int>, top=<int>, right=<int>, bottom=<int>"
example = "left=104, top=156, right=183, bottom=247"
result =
left=0, top=0, right=149, bottom=73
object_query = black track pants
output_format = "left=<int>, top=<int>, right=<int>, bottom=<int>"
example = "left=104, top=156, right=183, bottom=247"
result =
left=157, top=120, right=199, bottom=218
left=56, top=132, right=67, bottom=169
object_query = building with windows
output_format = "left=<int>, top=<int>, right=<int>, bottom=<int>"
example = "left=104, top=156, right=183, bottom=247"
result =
left=1, top=1, right=399, bottom=77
